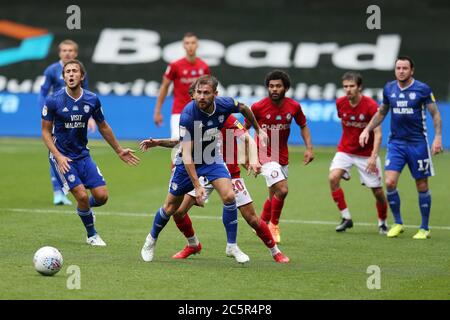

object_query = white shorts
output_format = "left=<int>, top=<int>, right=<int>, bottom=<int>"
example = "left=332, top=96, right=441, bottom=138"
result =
left=329, top=152, right=382, bottom=188
left=261, top=161, right=288, bottom=187
left=171, top=114, right=181, bottom=139
left=187, top=177, right=253, bottom=207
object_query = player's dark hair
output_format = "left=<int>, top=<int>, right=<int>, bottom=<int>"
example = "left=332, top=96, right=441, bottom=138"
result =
left=184, top=32, right=197, bottom=39
left=396, top=56, right=415, bottom=69
left=342, top=71, right=363, bottom=87
left=196, top=75, right=218, bottom=92
left=62, top=59, right=86, bottom=77
left=265, top=70, right=291, bottom=90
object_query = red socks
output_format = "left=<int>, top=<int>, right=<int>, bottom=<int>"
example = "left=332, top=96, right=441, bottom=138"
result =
left=254, top=219, right=276, bottom=248
left=331, top=188, right=347, bottom=211
left=173, top=213, right=195, bottom=238
left=260, top=198, right=272, bottom=223
left=270, top=195, right=284, bottom=225
left=376, top=201, right=388, bottom=221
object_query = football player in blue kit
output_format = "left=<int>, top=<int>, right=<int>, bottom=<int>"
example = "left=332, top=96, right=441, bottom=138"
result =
left=141, top=75, right=267, bottom=263
left=39, top=39, right=96, bottom=206
left=360, top=56, right=443, bottom=239
left=41, top=60, right=140, bottom=246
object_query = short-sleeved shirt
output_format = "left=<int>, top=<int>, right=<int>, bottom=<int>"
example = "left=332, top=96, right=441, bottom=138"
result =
left=336, top=95, right=379, bottom=157
left=39, top=61, right=89, bottom=108
left=382, top=79, right=435, bottom=144
left=247, top=97, right=307, bottom=165
left=42, top=88, right=104, bottom=160
left=164, top=57, right=210, bottom=114
left=176, top=96, right=240, bottom=166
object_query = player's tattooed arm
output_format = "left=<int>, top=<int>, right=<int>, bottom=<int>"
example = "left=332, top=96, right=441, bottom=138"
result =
left=359, top=104, right=389, bottom=147
left=427, top=102, right=443, bottom=154
left=139, top=138, right=179, bottom=151
left=238, top=103, right=268, bottom=146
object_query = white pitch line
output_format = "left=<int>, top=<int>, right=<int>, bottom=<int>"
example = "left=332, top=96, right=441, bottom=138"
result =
left=3, top=207, right=450, bottom=231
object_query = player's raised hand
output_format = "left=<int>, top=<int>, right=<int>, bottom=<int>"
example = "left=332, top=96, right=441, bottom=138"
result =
left=55, top=155, right=72, bottom=174
left=195, top=185, right=207, bottom=207
left=154, top=112, right=163, bottom=127
left=139, top=138, right=159, bottom=152
left=303, top=149, right=314, bottom=165
left=118, top=148, right=140, bottom=166
left=431, top=136, right=443, bottom=155
left=359, top=129, right=370, bottom=147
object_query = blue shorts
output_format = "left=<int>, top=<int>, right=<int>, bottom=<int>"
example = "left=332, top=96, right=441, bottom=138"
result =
left=49, top=153, right=106, bottom=194
left=385, top=140, right=434, bottom=180
left=169, top=163, right=231, bottom=196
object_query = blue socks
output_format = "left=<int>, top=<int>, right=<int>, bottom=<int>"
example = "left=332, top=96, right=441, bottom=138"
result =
left=222, top=201, right=238, bottom=244
left=386, top=189, right=403, bottom=225
left=77, top=208, right=96, bottom=237
left=418, top=190, right=431, bottom=230
left=150, top=207, right=171, bottom=239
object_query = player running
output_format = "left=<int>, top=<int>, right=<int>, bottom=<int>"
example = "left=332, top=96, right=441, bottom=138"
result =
left=329, top=72, right=388, bottom=234
left=41, top=60, right=140, bottom=246
left=140, top=75, right=268, bottom=263
left=140, top=114, right=290, bottom=263
left=360, top=56, right=443, bottom=239
left=244, top=70, right=314, bottom=243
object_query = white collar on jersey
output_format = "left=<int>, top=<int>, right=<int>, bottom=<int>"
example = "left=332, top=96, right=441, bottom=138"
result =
left=199, top=100, right=216, bottom=117
left=65, top=87, right=84, bottom=102
left=397, top=78, right=415, bottom=91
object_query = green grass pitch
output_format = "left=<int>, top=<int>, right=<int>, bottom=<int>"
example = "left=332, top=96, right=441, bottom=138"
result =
left=0, top=138, right=449, bottom=299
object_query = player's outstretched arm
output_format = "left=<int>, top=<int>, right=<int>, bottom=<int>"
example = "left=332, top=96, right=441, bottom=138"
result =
left=97, top=121, right=140, bottom=166
left=300, top=125, right=314, bottom=165
left=238, top=103, right=268, bottom=146
left=427, top=102, right=443, bottom=155
left=41, top=119, right=72, bottom=174
left=359, top=104, right=389, bottom=147
left=240, top=132, right=261, bottom=177
left=153, top=77, right=171, bottom=127
left=139, top=138, right=179, bottom=151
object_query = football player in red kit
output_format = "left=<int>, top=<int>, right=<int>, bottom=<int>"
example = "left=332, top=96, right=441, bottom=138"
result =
left=245, top=70, right=314, bottom=243
left=329, top=72, right=388, bottom=234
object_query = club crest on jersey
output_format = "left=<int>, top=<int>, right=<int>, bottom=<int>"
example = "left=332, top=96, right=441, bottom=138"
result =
left=409, top=92, right=416, bottom=100
left=84, top=105, right=90, bottom=113
left=62, top=107, right=69, bottom=112
left=286, top=113, right=292, bottom=120
left=68, top=174, right=75, bottom=183
left=218, top=115, right=225, bottom=123
left=359, top=114, right=365, bottom=121
left=399, top=93, right=405, bottom=98
left=73, top=105, right=79, bottom=111
left=276, top=115, right=282, bottom=120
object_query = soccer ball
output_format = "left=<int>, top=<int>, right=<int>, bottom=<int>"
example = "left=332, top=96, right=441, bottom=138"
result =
left=33, top=246, right=63, bottom=276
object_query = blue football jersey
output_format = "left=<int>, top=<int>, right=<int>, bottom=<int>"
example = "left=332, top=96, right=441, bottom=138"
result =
left=176, top=96, right=240, bottom=165
left=42, top=88, right=104, bottom=160
left=382, top=79, right=435, bottom=143
left=39, top=61, right=89, bottom=108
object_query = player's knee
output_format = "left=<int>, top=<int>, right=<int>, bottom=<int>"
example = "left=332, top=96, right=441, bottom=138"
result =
left=75, top=192, right=89, bottom=206
left=275, top=186, right=288, bottom=199
left=222, top=191, right=236, bottom=204
left=385, top=178, right=397, bottom=190
left=328, top=173, right=340, bottom=189
left=95, top=194, right=108, bottom=206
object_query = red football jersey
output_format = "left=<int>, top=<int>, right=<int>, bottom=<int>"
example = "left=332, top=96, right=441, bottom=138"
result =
left=164, top=57, right=210, bottom=114
left=247, top=97, right=307, bottom=165
left=336, top=95, right=378, bottom=157
left=221, top=115, right=246, bottom=179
